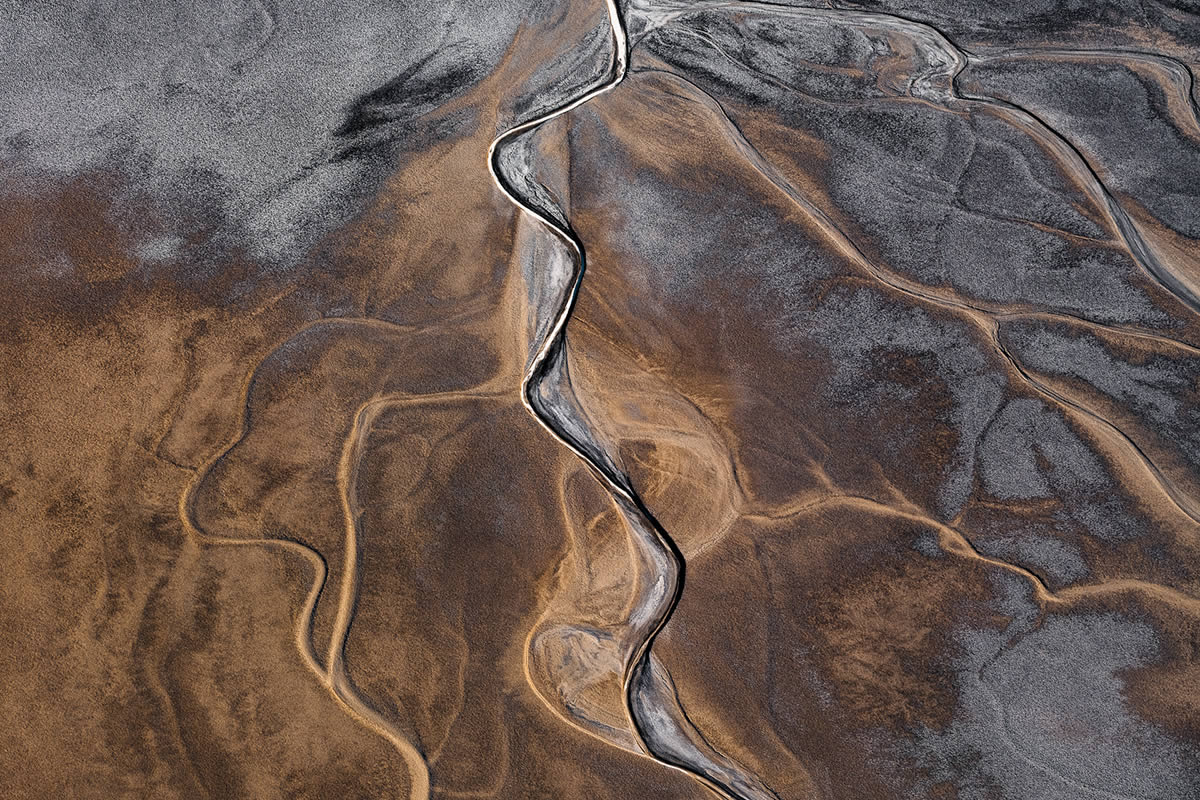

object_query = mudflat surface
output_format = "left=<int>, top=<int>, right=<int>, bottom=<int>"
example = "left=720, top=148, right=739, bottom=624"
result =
left=2, top=2, right=1199, bottom=798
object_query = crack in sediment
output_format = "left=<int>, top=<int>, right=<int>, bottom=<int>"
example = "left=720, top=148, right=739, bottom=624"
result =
left=488, top=2, right=778, bottom=798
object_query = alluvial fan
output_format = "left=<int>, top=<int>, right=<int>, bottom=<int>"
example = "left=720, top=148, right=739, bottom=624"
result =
left=2, top=1, right=1199, bottom=798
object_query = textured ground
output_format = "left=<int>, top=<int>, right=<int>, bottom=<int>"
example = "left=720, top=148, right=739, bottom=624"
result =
left=2, top=1, right=1199, bottom=798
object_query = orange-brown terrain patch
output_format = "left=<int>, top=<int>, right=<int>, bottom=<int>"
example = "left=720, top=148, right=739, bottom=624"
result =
left=3, top=1, right=1200, bottom=798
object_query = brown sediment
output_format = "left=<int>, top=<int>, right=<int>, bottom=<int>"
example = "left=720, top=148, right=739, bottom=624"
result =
left=5, top=1, right=1200, bottom=798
